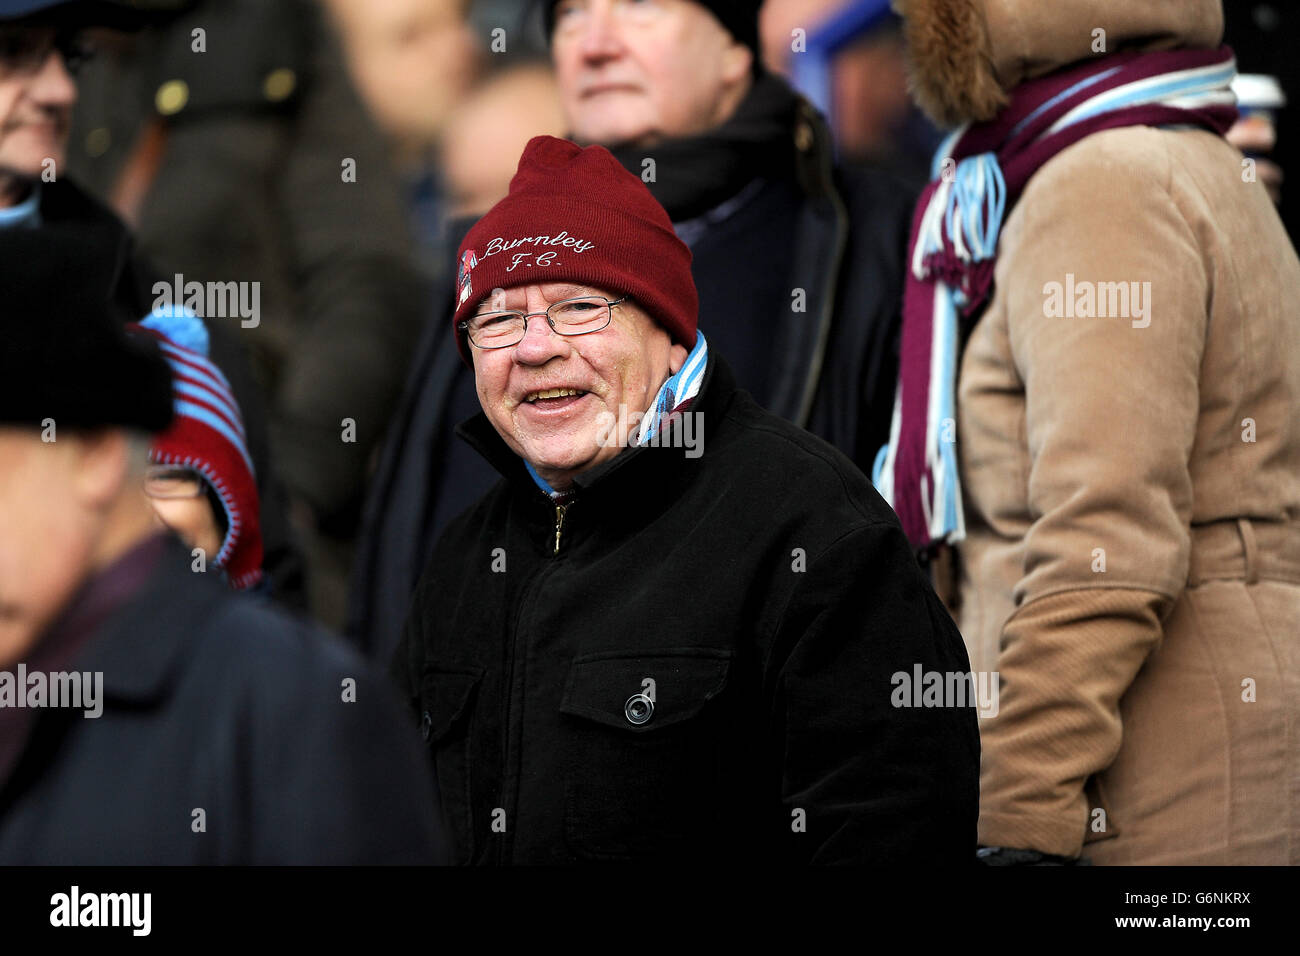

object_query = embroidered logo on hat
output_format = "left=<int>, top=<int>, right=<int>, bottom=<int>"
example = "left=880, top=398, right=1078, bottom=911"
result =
left=457, top=249, right=478, bottom=307
left=452, top=136, right=698, bottom=364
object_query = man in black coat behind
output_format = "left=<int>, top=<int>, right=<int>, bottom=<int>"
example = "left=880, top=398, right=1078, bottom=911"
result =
left=393, top=136, right=976, bottom=864
left=0, top=229, right=446, bottom=864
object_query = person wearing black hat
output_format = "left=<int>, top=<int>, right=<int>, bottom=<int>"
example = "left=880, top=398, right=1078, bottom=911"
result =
left=0, top=228, right=448, bottom=864
left=0, top=0, right=310, bottom=612
left=348, top=0, right=920, bottom=665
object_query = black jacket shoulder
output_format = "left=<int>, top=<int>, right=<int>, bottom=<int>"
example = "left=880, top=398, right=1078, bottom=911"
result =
left=835, top=160, right=924, bottom=224
left=716, top=382, right=906, bottom=531
left=0, top=539, right=446, bottom=864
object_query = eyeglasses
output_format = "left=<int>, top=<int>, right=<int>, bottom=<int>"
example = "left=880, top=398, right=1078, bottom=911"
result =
left=0, top=26, right=95, bottom=78
left=144, top=465, right=208, bottom=500
left=458, top=295, right=628, bottom=350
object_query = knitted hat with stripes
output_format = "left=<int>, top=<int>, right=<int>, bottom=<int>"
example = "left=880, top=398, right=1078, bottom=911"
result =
left=130, top=307, right=264, bottom=591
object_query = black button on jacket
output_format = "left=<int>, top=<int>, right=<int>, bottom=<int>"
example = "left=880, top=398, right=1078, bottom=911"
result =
left=393, top=356, right=979, bottom=864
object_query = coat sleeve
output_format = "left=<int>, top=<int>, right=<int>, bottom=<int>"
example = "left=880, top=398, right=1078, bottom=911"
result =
left=975, top=129, right=1206, bottom=857
left=770, top=521, right=980, bottom=864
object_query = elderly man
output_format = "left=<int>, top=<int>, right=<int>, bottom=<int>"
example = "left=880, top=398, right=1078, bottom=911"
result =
left=393, top=136, right=977, bottom=865
left=351, top=0, right=919, bottom=664
left=0, top=227, right=446, bottom=864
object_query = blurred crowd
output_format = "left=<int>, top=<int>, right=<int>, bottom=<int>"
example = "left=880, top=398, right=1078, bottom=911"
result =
left=50, top=0, right=938, bottom=627
left=2, top=0, right=1298, bottom=866
left=32, top=0, right=1292, bottom=631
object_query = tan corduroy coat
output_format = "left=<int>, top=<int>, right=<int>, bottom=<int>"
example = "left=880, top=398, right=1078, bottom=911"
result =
left=895, top=0, right=1300, bottom=863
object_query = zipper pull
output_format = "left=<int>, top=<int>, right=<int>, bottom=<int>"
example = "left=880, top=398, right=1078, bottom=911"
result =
left=553, top=503, right=567, bottom=555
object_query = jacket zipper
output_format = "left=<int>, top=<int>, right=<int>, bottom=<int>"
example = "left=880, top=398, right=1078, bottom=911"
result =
left=497, top=498, right=569, bottom=863
left=553, top=503, right=568, bottom=555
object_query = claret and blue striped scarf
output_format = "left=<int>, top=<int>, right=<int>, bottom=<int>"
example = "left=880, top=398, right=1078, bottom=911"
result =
left=872, top=46, right=1240, bottom=550
left=633, top=330, right=708, bottom=446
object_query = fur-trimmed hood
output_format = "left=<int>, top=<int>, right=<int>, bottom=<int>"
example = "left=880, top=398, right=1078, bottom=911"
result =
left=892, top=0, right=1225, bottom=127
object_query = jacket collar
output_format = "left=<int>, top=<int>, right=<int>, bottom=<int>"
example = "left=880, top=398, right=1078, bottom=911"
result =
left=38, top=178, right=139, bottom=308
left=607, top=70, right=802, bottom=223
left=895, top=0, right=1225, bottom=128
left=455, top=353, right=738, bottom=510
left=39, top=177, right=131, bottom=238
left=771, top=99, right=849, bottom=427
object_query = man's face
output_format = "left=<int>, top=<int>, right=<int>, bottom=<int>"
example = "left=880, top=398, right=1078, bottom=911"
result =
left=551, top=0, right=752, bottom=147
left=0, top=22, right=78, bottom=182
left=0, top=428, right=100, bottom=667
left=327, top=0, right=478, bottom=153
left=470, top=281, right=688, bottom=488
left=440, top=65, right=567, bottom=218
left=146, top=467, right=224, bottom=562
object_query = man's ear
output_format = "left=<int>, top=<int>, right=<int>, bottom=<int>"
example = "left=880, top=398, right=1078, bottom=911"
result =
left=71, top=429, right=131, bottom=512
left=668, top=341, right=689, bottom=374
left=720, top=40, right=753, bottom=86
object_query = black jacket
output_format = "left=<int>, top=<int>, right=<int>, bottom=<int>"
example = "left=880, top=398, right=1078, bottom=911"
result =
left=0, top=537, right=446, bottom=864
left=392, top=356, right=978, bottom=864
left=350, top=80, right=919, bottom=663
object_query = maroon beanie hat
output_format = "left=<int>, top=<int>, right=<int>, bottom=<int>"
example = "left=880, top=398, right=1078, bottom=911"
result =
left=453, top=136, right=697, bottom=363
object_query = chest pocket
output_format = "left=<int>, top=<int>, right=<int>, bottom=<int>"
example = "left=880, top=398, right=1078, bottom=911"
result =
left=558, top=648, right=732, bottom=861
left=419, top=666, right=483, bottom=865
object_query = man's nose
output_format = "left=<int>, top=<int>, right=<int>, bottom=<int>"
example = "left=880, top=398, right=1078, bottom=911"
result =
left=578, top=2, right=623, bottom=60
left=27, top=49, right=78, bottom=108
left=513, top=304, right=568, bottom=365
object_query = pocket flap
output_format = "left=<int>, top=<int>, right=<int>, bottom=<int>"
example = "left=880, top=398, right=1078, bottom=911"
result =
left=419, top=666, right=484, bottom=743
left=559, top=648, right=731, bottom=733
